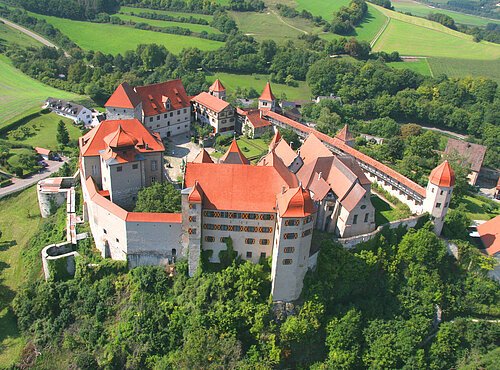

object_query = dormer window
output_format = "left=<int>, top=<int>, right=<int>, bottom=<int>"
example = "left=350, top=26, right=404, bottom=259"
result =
left=162, top=95, right=171, bottom=110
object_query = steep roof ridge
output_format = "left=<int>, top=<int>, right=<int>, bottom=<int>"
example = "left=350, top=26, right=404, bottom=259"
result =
left=105, top=82, right=141, bottom=108
left=259, top=81, right=275, bottom=102
left=209, top=79, right=225, bottom=92
left=429, top=160, right=455, bottom=187
left=193, top=148, right=214, bottom=164
left=220, top=139, right=250, bottom=165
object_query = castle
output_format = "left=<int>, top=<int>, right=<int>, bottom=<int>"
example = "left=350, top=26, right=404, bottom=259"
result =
left=40, top=79, right=455, bottom=302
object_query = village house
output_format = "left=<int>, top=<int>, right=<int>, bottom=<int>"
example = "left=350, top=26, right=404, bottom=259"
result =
left=44, top=98, right=92, bottom=126
left=191, top=80, right=236, bottom=134
left=105, top=80, right=191, bottom=138
left=444, top=138, right=487, bottom=185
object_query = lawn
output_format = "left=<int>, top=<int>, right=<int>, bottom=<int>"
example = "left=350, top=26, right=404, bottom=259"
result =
left=5, top=111, right=82, bottom=150
left=29, top=13, right=224, bottom=54
left=428, top=57, right=500, bottom=83
left=119, top=6, right=214, bottom=21
left=460, top=194, right=500, bottom=221
left=0, top=187, right=42, bottom=367
left=388, top=59, right=433, bottom=76
left=0, top=21, right=41, bottom=48
left=236, top=137, right=268, bottom=160
left=0, top=55, right=84, bottom=126
left=115, top=13, right=221, bottom=34
left=5, top=148, right=34, bottom=171
left=392, top=0, right=500, bottom=27
left=371, top=194, right=401, bottom=226
left=207, top=72, right=312, bottom=101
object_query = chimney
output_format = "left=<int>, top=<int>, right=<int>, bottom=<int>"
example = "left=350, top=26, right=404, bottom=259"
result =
left=318, top=172, right=322, bottom=180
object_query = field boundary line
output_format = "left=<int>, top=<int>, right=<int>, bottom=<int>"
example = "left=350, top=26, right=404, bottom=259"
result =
left=269, top=9, right=308, bottom=34
left=424, top=57, right=434, bottom=77
left=370, top=13, right=390, bottom=48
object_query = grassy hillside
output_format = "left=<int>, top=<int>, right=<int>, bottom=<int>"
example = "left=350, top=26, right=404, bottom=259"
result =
left=295, top=0, right=350, bottom=17
left=0, top=22, right=41, bottom=48
left=28, top=13, right=224, bottom=54
left=119, top=6, right=214, bottom=21
left=0, top=188, right=42, bottom=367
left=429, top=57, right=500, bottom=82
left=392, top=0, right=500, bottom=27
left=388, top=59, right=433, bottom=76
left=115, top=13, right=222, bottom=34
left=0, top=55, right=84, bottom=127
left=207, top=72, right=312, bottom=100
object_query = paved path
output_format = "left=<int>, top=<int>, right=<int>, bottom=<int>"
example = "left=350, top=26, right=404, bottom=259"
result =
left=0, top=17, right=69, bottom=57
left=0, top=159, right=67, bottom=199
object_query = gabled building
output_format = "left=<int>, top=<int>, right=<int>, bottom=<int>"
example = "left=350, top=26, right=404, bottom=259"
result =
left=191, top=92, right=236, bottom=134
left=477, top=215, right=500, bottom=257
left=44, top=98, right=92, bottom=126
left=105, top=80, right=191, bottom=138
left=444, top=138, right=486, bottom=185
left=241, top=109, right=272, bottom=138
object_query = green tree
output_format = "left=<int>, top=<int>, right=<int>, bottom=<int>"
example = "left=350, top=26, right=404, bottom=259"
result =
left=134, top=182, right=181, bottom=213
left=443, top=207, right=471, bottom=239
left=56, top=120, right=70, bottom=146
left=280, top=128, right=300, bottom=149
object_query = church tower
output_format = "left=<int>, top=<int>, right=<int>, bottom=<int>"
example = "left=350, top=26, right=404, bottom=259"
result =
left=335, top=124, right=355, bottom=147
left=209, top=79, right=226, bottom=100
left=423, top=160, right=455, bottom=235
left=259, top=82, right=276, bottom=111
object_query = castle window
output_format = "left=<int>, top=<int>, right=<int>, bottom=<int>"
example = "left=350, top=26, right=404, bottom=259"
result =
left=302, top=229, right=312, bottom=237
left=303, top=215, right=313, bottom=224
left=164, top=114, right=167, bottom=118
left=183, top=108, right=187, bottom=114
left=282, top=259, right=292, bottom=265
left=445, top=202, right=448, bottom=208
left=189, top=204, right=197, bottom=210
left=246, top=251, right=252, bottom=258
left=103, top=229, right=107, bottom=234
left=432, top=188, right=435, bottom=193
left=440, top=190, right=444, bottom=195
left=284, top=219, right=300, bottom=226
left=177, top=110, right=180, bottom=115
left=205, top=236, right=215, bottom=242
left=156, top=115, right=160, bottom=121
left=283, top=233, right=298, bottom=240
left=151, top=160, right=157, bottom=171
left=149, top=117, right=153, bottom=122
left=245, top=238, right=255, bottom=244
left=172, top=248, right=177, bottom=256
left=188, top=228, right=196, bottom=235
left=220, top=236, right=230, bottom=243
left=284, top=247, right=295, bottom=253
left=115, top=238, right=119, bottom=243
left=260, top=239, right=269, bottom=245
left=116, top=166, right=122, bottom=172
left=132, top=164, right=138, bottom=170
left=364, top=213, right=369, bottom=223
left=260, top=252, right=266, bottom=258
left=361, top=205, right=366, bottom=210
left=170, top=112, right=173, bottom=117
left=436, top=202, right=442, bottom=208
left=189, top=216, right=197, bottom=222
left=353, top=215, right=358, bottom=224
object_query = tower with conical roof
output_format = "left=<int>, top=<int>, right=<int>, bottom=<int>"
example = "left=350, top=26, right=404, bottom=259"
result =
left=219, top=139, right=250, bottom=165
left=209, top=79, right=226, bottom=100
left=335, top=124, right=354, bottom=147
left=259, top=82, right=276, bottom=111
left=423, top=160, right=455, bottom=235
left=105, top=82, right=143, bottom=121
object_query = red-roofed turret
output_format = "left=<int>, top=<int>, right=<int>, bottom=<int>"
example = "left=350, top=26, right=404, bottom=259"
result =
left=220, top=139, right=250, bottom=165
left=429, top=160, right=455, bottom=187
left=209, top=79, right=226, bottom=100
left=335, top=124, right=354, bottom=147
left=259, top=82, right=276, bottom=111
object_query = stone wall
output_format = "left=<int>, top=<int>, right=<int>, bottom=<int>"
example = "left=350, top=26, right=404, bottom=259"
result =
left=335, top=215, right=426, bottom=249
left=41, top=242, right=80, bottom=280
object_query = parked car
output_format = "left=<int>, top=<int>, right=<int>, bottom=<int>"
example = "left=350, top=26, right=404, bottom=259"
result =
left=38, top=161, right=49, bottom=168
left=51, top=153, right=62, bottom=161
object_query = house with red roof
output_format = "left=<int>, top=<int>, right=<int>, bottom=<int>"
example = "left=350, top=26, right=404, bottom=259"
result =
left=477, top=215, right=500, bottom=257
left=241, top=109, right=272, bottom=139
left=105, top=79, right=191, bottom=139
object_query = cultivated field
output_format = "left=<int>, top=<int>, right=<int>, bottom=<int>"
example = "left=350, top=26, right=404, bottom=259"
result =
left=119, top=6, right=214, bottom=21
left=428, top=57, right=500, bottom=82
left=207, top=72, right=312, bottom=101
left=295, top=0, right=351, bottom=17
left=392, top=0, right=500, bottom=27
left=28, top=13, right=224, bottom=54
left=0, top=56, right=84, bottom=127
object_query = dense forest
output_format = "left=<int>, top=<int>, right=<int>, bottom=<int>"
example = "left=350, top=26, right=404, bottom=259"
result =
left=13, top=0, right=120, bottom=20
left=12, top=208, right=500, bottom=369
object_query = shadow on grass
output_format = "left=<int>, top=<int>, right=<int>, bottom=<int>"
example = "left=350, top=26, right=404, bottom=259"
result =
left=371, top=195, right=391, bottom=226
left=0, top=240, right=16, bottom=252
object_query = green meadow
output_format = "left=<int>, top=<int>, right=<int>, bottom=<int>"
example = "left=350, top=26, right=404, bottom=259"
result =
left=372, top=5, right=500, bottom=60
left=428, top=57, right=500, bottom=83
left=295, top=0, right=351, bottom=17
left=392, top=0, right=500, bottom=27
left=0, top=22, right=41, bottom=48
left=29, top=13, right=224, bottom=54
left=115, top=13, right=221, bottom=34
left=0, top=55, right=84, bottom=127
left=388, top=59, right=433, bottom=76
left=119, top=6, right=214, bottom=21
left=207, top=72, right=312, bottom=101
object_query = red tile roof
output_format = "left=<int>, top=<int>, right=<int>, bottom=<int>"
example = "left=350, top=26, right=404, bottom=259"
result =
left=85, top=177, right=182, bottom=223
left=220, top=139, right=250, bottom=165
left=263, top=110, right=427, bottom=198
left=444, top=138, right=486, bottom=173
left=258, top=150, right=298, bottom=187
left=105, top=82, right=142, bottom=109
left=246, top=110, right=271, bottom=129
left=209, top=79, right=225, bottom=92
left=191, top=92, right=230, bottom=113
left=104, top=125, right=138, bottom=148
left=477, top=216, right=500, bottom=256
left=184, top=162, right=298, bottom=213
left=269, top=130, right=281, bottom=150
left=135, top=79, right=190, bottom=116
left=193, top=149, right=214, bottom=164
left=35, top=147, right=51, bottom=156
left=79, top=119, right=164, bottom=157
left=336, top=124, right=354, bottom=143
left=188, top=181, right=203, bottom=203
left=429, top=160, right=455, bottom=187
left=277, top=187, right=315, bottom=218
left=273, top=139, right=297, bottom=167
left=259, top=82, right=275, bottom=102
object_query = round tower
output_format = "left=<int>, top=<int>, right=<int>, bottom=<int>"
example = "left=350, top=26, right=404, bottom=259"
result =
left=423, top=160, right=455, bottom=235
